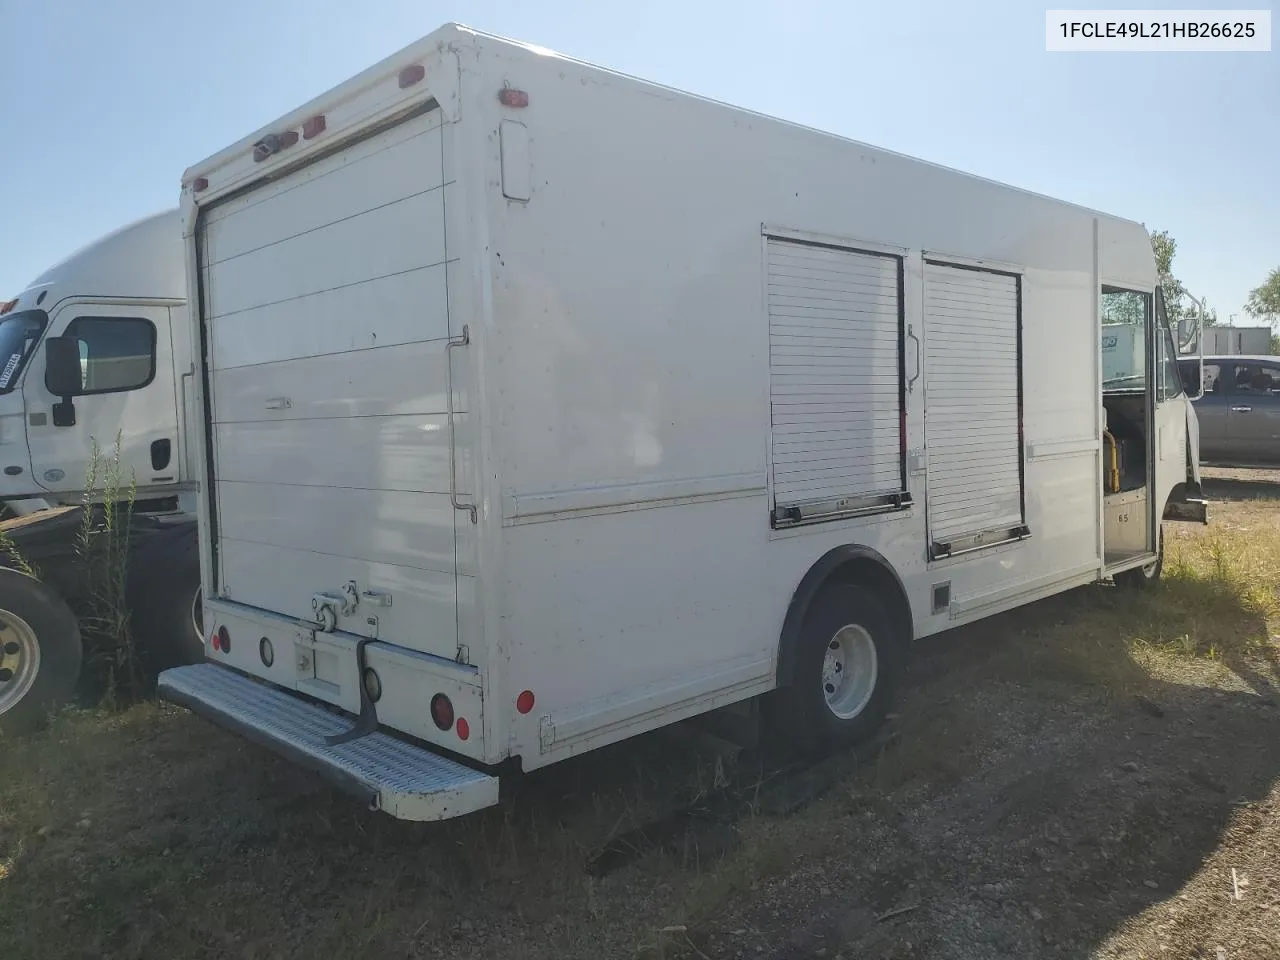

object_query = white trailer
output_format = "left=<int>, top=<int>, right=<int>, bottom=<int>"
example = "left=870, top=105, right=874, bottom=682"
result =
left=0, top=211, right=204, bottom=731
left=1101, top=323, right=1145, bottom=386
left=158, top=24, right=1207, bottom=821
left=1202, top=325, right=1273, bottom=356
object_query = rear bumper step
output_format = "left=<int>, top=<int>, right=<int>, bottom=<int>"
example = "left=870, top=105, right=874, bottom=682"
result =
left=157, top=663, right=498, bottom=821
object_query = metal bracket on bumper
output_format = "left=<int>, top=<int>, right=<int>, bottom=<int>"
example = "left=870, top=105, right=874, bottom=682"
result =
left=157, top=663, right=498, bottom=822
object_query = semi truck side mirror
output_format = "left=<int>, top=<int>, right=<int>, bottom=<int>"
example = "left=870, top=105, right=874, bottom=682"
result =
left=44, top=336, right=82, bottom=427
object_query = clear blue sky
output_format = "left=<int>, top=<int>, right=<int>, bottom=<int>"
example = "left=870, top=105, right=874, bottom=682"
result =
left=1, top=0, right=1275, bottom=320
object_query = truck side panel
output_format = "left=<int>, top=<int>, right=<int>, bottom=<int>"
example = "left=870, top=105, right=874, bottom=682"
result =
left=472, top=40, right=1115, bottom=767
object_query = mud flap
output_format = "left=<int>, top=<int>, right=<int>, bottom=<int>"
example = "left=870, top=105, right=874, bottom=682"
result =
left=1164, top=482, right=1209, bottom=525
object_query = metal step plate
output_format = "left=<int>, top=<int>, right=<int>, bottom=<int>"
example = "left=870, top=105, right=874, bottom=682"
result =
left=158, top=663, right=499, bottom=821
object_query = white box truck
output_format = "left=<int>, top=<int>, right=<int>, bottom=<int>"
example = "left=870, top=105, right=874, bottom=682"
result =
left=157, top=24, right=1208, bottom=821
left=0, top=211, right=204, bottom=731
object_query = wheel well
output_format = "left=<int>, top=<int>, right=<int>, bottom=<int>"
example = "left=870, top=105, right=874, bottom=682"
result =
left=775, top=546, right=913, bottom=689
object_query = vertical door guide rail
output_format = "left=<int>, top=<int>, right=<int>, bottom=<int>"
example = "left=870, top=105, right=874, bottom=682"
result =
left=447, top=325, right=477, bottom=524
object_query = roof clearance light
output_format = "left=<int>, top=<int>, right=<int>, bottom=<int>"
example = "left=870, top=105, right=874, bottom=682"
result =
left=0, top=299, right=16, bottom=315
left=302, top=115, right=326, bottom=140
left=192, top=177, right=209, bottom=193
left=398, top=64, right=426, bottom=89
left=498, top=88, right=529, bottom=108
left=279, top=130, right=299, bottom=149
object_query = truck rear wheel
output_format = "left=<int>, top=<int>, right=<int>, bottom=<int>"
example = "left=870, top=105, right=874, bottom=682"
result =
left=768, top=582, right=904, bottom=756
left=128, top=522, right=205, bottom=673
left=0, top=567, right=83, bottom=734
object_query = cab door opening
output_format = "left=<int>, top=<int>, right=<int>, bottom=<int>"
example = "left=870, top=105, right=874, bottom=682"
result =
left=1100, top=285, right=1157, bottom=568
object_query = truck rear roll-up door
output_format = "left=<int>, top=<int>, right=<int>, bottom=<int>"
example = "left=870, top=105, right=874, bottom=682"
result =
left=196, top=104, right=461, bottom=661
left=923, top=261, right=1027, bottom=558
left=766, top=237, right=908, bottom=526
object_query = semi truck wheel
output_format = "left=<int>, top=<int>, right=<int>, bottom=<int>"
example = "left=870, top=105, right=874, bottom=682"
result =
left=0, top=567, right=83, bottom=734
left=768, top=581, right=904, bottom=756
left=128, top=522, right=205, bottom=673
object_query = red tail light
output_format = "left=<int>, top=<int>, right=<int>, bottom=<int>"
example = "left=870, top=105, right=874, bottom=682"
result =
left=456, top=717, right=470, bottom=741
left=516, top=690, right=535, bottom=715
left=430, top=693, right=454, bottom=730
left=210, top=626, right=229, bottom=653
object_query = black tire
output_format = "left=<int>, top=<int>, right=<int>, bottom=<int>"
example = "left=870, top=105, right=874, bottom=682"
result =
left=0, top=567, right=83, bottom=735
left=1115, top=523, right=1164, bottom=589
left=767, top=582, right=905, bottom=757
left=127, top=522, right=205, bottom=673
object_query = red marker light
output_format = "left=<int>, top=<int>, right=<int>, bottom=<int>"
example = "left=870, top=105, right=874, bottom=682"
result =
left=456, top=717, right=470, bottom=741
left=302, top=115, right=326, bottom=140
left=279, top=130, right=299, bottom=149
left=192, top=177, right=209, bottom=193
left=498, top=88, right=529, bottom=108
left=398, top=64, right=426, bottom=89
left=0, top=299, right=16, bottom=315
left=516, top=690, right=535, bottom=715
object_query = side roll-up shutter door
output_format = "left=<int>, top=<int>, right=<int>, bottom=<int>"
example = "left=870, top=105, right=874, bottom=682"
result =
left=923, top=261, right=1026, bottom=557
left=767, top=237, right=908, bottom=526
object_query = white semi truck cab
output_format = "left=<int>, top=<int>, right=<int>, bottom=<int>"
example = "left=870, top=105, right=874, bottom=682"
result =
left=0, top=209, right=204, bottom=733
left=0, top=208, right=196, bottom=513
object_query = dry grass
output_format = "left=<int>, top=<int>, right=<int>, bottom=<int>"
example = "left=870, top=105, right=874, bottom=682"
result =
left=1, top=467, right=1279, bottom=959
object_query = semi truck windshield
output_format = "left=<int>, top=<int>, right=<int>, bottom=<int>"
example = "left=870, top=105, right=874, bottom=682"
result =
left=0, top=311, right=47, bottom=393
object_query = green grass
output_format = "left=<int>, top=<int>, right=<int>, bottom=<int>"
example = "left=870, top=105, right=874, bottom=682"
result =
left=74, top=432, right=142, bottom=706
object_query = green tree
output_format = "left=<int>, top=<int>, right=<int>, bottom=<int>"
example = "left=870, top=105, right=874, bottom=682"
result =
left=1105, top=230, right=1202, bottom=331
left=1150, top=229, right=1194, bottom=324
left=1244, top=267, right=1280, bottom=323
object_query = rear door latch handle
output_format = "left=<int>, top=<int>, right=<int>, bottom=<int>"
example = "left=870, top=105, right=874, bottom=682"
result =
left=360, top=589, right=392, bottom=608
left=1231, top=405, right=1252, bottom=413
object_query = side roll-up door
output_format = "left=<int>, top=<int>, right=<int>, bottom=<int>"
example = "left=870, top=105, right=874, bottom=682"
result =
left=923, top=260, right=1027, bottom=558
left=766, top=236, right=910, bottom=527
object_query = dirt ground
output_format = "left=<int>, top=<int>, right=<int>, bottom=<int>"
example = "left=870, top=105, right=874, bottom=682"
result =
left=2, top=467, right=1279, bottom=960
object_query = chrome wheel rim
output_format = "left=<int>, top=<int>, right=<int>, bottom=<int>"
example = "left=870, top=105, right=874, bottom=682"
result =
left=821, top=623, right=878, bottom=720
left=0, top=610, right=41, bottom=717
